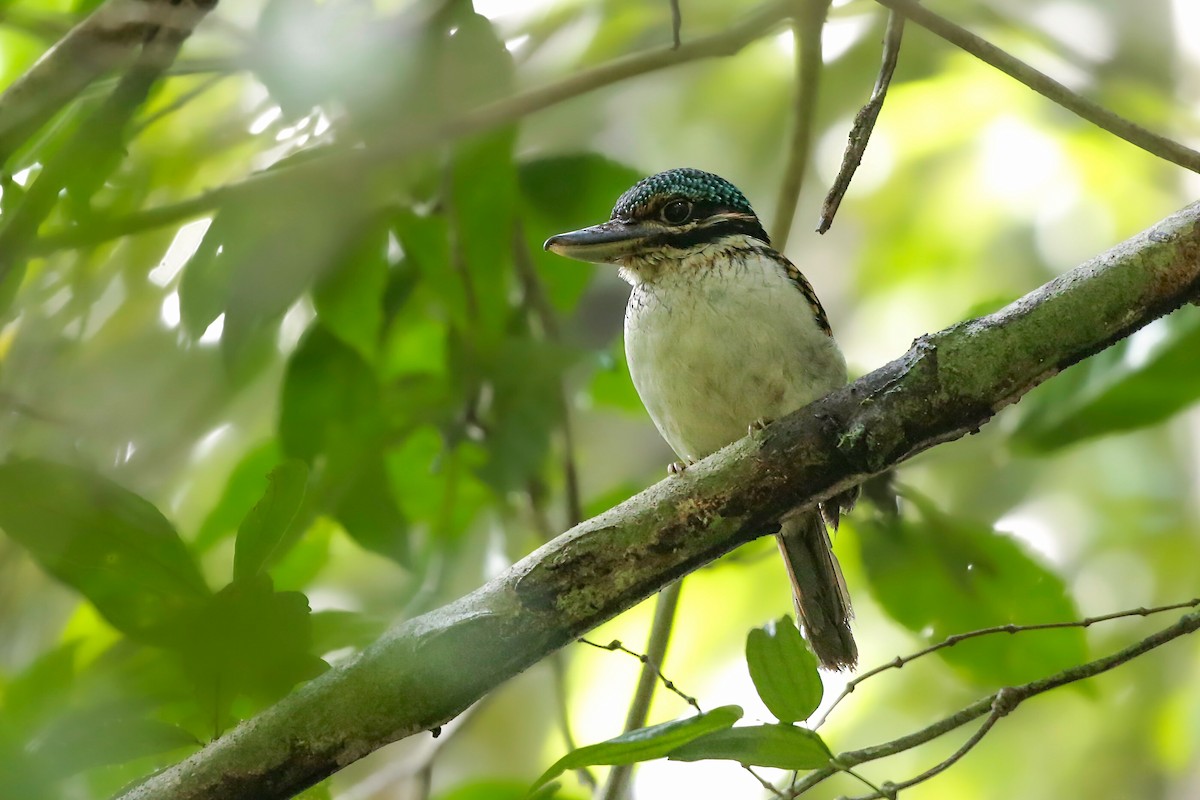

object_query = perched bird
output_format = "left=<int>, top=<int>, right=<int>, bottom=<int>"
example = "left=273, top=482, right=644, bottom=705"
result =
left=544, top=167, right=857, bottom=670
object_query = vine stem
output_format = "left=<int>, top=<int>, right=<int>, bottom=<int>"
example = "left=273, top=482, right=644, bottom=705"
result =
left=597, top=580, right=685, bottom=800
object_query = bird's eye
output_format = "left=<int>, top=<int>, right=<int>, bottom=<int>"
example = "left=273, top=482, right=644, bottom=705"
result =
left=661, top=199, right=692, bottom=225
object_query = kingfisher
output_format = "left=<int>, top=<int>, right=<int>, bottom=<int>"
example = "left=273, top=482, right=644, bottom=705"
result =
left=544, top=167, right=857, bottom=670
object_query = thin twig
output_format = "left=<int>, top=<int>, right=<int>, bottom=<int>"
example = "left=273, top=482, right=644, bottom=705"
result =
left=811, top=597, right=1200, bottom=730
left=871, top=0, right=1200, bottom=174
left=595, top=581, right=686, bottom=800
left=745, top=766, right=787, bottom=798
left=817, top=9, right=905, bottom=234
left=772, top=0, right=829, bottom=251
left=669, top=0, right=682, bottom=49
left=133, top=72, right=229, bottom=135
left=579, top=627, right=702, bottom=714
left=788, top=608, right=1200, bottom=797
left=32, top=0, right=794, bottom=257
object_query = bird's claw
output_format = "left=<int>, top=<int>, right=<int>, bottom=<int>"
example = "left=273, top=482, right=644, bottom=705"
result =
left=668, top=460, right=694, bottom=476
left=749, top=417, right=773, bottom=434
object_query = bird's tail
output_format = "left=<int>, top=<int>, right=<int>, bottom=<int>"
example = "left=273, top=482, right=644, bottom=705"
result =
left=776, top=500, right=857, bottom=671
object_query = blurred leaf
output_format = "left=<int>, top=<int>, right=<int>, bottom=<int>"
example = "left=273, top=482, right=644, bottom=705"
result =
left=2, top=641, right=77, bottom=729
left=310, top=610, right=388, bottom=654
left=532, top=706, right=742, bottom=789
left=450, top=129, right=517, bottom=335
left=438, top=778, right=583, bottom=800
left=313, top=218, right=390, bottom=364
left=1013, top=310, right=1200, bottom=451
left=194, top=441, right=283, bottom=553
left=0, top=460, right=209, bottom=636
left=270, top=516, right=335, bottom=591
left=859, top=491, right=1087, bottom=686
left=588, top=341, right=644, bottom=415
left=667, top=723, right=831, bottom=770
left=160, top=575, right=326, bottom=732
left=473, top=337, right=579, bottom=492
left=332, top=457, right=409, bottom=564
left=385, top=427, right=490, bottom=544
left=233, top=459, right=309, bottom=582
left=745, top=616, right=822, bottom=723
left=518, top=153, right=641, bottom=311
left=34, top=705, right=198, bottom=775
left=280, top=326, right=384, bottom=461
left=178, top=156, right=376, bottom=364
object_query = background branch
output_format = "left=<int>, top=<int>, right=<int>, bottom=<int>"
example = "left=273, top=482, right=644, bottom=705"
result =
left=116, top=201, right=1200, bottom=800
left=872, top=0, right=1200, bottom=174
left=771, top=0, right=829, bottom=251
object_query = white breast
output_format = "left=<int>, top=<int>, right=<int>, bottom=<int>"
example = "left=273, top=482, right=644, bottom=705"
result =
left=623, top=246, right=846, bottom=461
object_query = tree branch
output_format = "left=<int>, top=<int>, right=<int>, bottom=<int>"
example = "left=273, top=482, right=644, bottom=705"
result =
left=872, top=0, right=1200, bottom=174
left=31, top=0, right=793, bottom=258
left=117, top=204, right=1200, bottom=800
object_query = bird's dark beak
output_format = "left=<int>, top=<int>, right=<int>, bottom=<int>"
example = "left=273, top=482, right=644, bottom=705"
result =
left=543, top=220, right=659, bottom=264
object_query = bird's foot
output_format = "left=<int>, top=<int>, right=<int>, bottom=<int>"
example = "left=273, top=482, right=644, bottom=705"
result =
left=667, top=459, right=695, bottom=477
left=748, top=417, right=774, bottom=434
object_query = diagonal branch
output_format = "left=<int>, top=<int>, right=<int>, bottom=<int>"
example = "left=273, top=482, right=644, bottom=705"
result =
left=117, top=203, right=1200, bottom=800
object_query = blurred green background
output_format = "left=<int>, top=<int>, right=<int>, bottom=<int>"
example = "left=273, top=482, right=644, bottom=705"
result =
left=0, top=0, right=1198, bottom=798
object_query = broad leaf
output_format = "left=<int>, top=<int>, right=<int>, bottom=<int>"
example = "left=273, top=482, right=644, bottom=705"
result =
left=1013, top=309, right=1200, bottom=451
left=859, top=491, right=1087, bottom=685
left=746, top=617, right=823, bottom=723
left=531, top=705, right=742, bottom=789
left=194, top=440, right=283, bottom=553
left=0, top=460, right=209, bottom=636
left=668, top=723, right=832, bottom=770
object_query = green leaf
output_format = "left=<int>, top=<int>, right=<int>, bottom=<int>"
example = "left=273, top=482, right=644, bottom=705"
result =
left=159, top=575, right=327, bottom=733
left=310, top=610, right=389, bottom=654
left=531, top=706, right=742, bottom=789
left=0, top=460, right=209, bottom=636
left=313, top=218, right=390, bottom=364
left=518, top=153, right=641, bottom=312
left=178, top=156, right=376, bottom=364
left=667, top=723, right=832, bottom=770
left=233, top=460, right=309, bottom=582
left=859, top=490, right=1087, bottom=686
left=194, top=440, right=283, bottom=553
left=746, top=617, right=823, bottom=723
left=1013, top=309, right=1200, bottom=451
left=34, top=708, right=199, bottom=774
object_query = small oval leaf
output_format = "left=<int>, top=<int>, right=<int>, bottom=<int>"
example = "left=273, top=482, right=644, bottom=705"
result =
left=531, top=705, right=742, bottom=789
left=746, top=616, right=823, bottom=723
left=667, top=723, right=832, bottom=770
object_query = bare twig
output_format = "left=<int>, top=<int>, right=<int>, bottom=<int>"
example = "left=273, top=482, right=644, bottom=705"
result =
left=669, top=0, right=682, bottom=48
left=579, top=628, right=702, bottom=713
left=788, top=609, right=1200, bottom=797
left=817, top=9, right=905, bottom=233
left=596, top=580, right=687, bottom=800
left=871, top=0, right=1200, bottom=174
left=772, top=0, right=829, bottom=252
left=811, top=597, right=1200, bottom=730
left=32, top=0, right=794, bottom=257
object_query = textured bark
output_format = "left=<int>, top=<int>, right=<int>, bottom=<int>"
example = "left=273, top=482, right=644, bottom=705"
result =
left=119, top=203, right=1200, bottom=800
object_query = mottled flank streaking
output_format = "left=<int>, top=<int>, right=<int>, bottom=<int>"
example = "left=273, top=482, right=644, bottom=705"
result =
left=612, top=167, right=756, bottom=221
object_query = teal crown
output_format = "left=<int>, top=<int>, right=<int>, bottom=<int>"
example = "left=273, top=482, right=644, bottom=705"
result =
left=611, top=168, right=756, bottom=221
